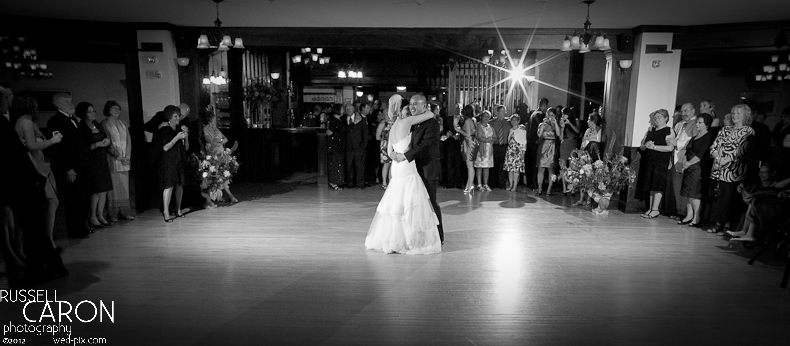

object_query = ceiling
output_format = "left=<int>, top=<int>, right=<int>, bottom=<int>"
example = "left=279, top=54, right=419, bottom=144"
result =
left=3, top=0, right=790, bottom=30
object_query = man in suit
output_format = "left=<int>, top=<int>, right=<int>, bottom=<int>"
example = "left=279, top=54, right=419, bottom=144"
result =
left=400, top=94, right=444, bottom=243
left=345, top=103, right=369, bottom=189
left=1, top=85, right=68, bottom=283
left=47, top=92, right=91, bottom=238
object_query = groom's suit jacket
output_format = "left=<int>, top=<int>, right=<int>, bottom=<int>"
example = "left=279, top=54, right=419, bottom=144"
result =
left=405, top=111, right=442, bottom=181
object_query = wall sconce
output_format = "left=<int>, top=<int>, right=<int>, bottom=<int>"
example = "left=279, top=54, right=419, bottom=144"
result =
left=355, top=91, right=364, bottom=98
left=270, top=72, right=280, bottom=80
left=176, top=57, right=190, bottom=67
left=618, top=59, right=633, bottom=74
left=396, top=86, right=407, bottom=92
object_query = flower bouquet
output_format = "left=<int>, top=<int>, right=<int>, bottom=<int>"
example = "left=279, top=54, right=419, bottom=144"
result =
left=197, top=148, right=240, bottom=201
left=564, top=148, right=636, bottom=214
left=244, top=78, right=280, bottom=105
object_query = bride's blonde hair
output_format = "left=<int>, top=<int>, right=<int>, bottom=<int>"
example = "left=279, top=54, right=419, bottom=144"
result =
left=388, top=94, right=403, bottom=123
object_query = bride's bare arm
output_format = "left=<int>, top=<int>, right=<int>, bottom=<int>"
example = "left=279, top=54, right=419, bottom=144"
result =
left=399, top=111, right=435, bottom=128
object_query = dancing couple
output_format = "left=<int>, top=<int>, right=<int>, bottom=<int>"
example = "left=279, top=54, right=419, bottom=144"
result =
left=364, top=94, right=444, bottom=255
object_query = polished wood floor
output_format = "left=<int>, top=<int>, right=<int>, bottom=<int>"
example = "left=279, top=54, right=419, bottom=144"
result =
left=2, top=180, right=789, bottom=345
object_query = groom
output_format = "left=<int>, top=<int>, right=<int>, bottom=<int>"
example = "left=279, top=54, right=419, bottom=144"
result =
left=393, top=94, right=444, bottom=244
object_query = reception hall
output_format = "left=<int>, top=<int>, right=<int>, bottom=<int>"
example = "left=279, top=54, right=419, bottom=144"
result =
left=1, top=0, right=790, bottom=345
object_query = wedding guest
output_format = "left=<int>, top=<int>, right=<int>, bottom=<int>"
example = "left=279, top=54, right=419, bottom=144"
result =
left=701, top=100, right=719, bottom=127
left=489, top=105, right=511, bottom=189
left=635, top=109, right=675, bottom=218
left=559, top=107, right=580, bottom=195
left=0, top=84, right=25, bottom=269
left=536, top=108, right=561, bottom=195
left=157, top=105, right=188, bottom=222
left=474, top=110, right=494, bottom=191
left=669, top=103, right=699, bottom=221
left=203, top=111, right=239, bottom=204
left=574, top=112, right=604, bottom=206
left=377, top=95, right=401, bottom=189
left=772, top=106, right=790, bottom=179
left=1, top=85, right=67, bottom=283
left=442, top=103, right=465, bottom=189
left=456, top=105, right=477, bottom=193
left=728, top=169, right=790, bottom=242
left=345, top=103, right=369, bottom=189
left=12, top=91, right=62, bottom=252
left=47, top=93, right=91, bottom=238
left=706, top=104, right=755, bottom=235
left=101, top=101, right=135, bottom=221
left=326, top=104, right=347, bottom=190
left=504, top=115, right=527, bottom=191
left=365, top=103, right=380, bottom=187
left=526, top=98, right=549, bottom=188
left=75, top=102, right=114, bottom=229
left=678, top=114, right=713, bottom=226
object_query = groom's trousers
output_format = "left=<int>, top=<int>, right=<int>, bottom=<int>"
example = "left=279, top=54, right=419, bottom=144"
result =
left=423, top=177, right=444, bottom=242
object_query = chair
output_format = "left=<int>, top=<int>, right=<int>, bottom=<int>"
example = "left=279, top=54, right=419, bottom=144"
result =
left=747, top=217, right=790, bottom=288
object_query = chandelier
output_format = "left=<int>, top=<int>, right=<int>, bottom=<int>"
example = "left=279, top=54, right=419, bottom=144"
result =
left=292, top=47, right=330, bottom=66
left=483, top=49, right=509, bottom=67
left=1, top=36, right=52, bottom=80
left=337, top=65, right=363, bottom=79
left=755, top=31, right=790, bottom=82
left=196, top=0, right=244, bottom=51
left=560, top=0, right=610, bottom=53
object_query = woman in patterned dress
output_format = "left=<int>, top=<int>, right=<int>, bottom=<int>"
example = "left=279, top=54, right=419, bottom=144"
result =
left=706, top=104, right=755, bottom=234
left=536, top=109, right=561, bottom=195
left=377, top=95, right=401, bottom=189
left=474, top=111, right=494, bottom=191
left=504, top=115, right=527, bottom=191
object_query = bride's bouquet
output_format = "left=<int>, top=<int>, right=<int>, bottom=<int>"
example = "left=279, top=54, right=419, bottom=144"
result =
left=197, top=148, right=240, bottom=200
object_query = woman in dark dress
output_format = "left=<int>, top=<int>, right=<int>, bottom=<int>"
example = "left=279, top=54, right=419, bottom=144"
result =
left=75, top=102, right=113, bottom=228
left=636, top=109, right=675, bottom=218
left=678, top=114, right=713, bottom=226
left=326, top=104, right=347, bottom=190
left=158, top=105, right=189, bottom=222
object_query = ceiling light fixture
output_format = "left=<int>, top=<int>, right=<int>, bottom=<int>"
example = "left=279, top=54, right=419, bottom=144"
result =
left=560, top=0, right=610, bottom=53
left=0, top=36, right=52, bottom=80
left=292, top=47, right=330, bottom=67
left=196, top=0, right=245, bottom=51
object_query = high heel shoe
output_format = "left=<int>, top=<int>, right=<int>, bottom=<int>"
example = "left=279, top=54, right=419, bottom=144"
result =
left=163, top=214, right=173, bottom=223
left=641, top=210, right=660, bottom=218
left=677, top=218, right=693, bottom=225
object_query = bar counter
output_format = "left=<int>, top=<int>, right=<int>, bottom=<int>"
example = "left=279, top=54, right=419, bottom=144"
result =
left=228, top=127, right=327, bottom=183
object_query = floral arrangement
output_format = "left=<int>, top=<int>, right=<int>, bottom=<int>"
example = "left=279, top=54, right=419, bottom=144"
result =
left=197, top=148, right=240, bottom=200
left=244, top=78, right=280, bottom=105
left=564, top=149, right=636, bottom=198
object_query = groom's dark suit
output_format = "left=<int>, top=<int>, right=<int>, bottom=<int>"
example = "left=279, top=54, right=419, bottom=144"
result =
left=404, top=112, right=444, bottom=242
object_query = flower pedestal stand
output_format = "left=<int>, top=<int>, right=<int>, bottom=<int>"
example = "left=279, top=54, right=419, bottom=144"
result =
left=591, top=192, right=613, bottom=215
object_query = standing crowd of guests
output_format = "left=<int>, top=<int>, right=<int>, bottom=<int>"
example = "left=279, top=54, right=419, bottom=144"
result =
left=634, top=100, right=790, bottom=244
left=326, top=95, right=606, bottom=200
left=1, top=86, right=134, bottom=284
left=0, top=82, right=239, bottom=284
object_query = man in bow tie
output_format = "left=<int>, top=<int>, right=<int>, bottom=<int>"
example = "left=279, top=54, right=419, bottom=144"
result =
left=47, top=93, right=91, bottom=239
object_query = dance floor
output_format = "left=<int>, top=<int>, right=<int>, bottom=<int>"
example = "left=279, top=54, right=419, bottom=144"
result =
left=2, top=181, right=789, bottom=345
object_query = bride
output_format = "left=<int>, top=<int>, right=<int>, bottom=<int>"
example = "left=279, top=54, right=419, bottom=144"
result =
left=364, top=95, right=442, bottom=255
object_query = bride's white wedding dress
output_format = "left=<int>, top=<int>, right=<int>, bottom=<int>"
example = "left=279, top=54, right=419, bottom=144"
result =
left=364, top=133, right=442, bottom=255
